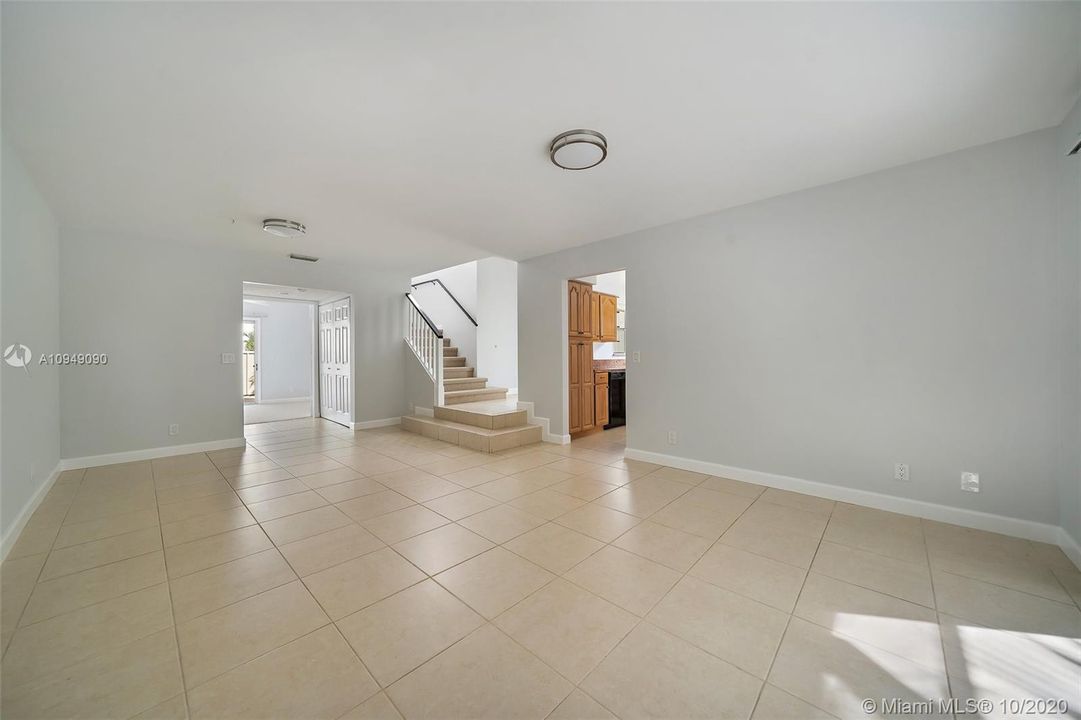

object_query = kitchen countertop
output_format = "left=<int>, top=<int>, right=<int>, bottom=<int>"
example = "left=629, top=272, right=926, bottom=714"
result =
left=593, top=358, right=625, bottom=371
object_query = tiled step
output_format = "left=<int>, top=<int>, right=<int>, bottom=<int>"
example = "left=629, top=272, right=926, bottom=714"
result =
left=443, top=346, right=458, bottom=357
left=443, top=377, right=488, bottom=391
left=401, top=415, right=541, bottom=453
left=444, top=356, right=467, bottom=368
left=435, top=404, right=527, bottom=430
left=444, top=366, right=476, bottom=379
left=443, top=387, right=508, bottom=405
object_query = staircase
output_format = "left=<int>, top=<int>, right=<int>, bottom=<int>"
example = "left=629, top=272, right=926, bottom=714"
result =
left=439, top=338, right=510, bottom=404
left=403, top=293, right=540, bottom=452
left=404, top=339, right=540, bottom=452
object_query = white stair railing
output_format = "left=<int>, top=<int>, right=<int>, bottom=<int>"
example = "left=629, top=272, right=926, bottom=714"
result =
left=405, top=293, right=445, bottom=406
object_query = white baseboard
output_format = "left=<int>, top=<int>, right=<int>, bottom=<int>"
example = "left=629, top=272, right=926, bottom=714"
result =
left=625, top=447, right=1066, bottom=548
left=1, top=462, right=63, bottom=562
left=516, top=401, right=569, bottom=445
left=259, top=396, right=311, bottom=405
left=60, top=437, right=247, bottom=471
left=1059, top=528, right=1081, bottom=571
left=353, top=417, right=402, bottom=431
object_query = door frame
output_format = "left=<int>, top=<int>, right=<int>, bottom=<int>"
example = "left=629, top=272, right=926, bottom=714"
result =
left=242, top=316, right=262, bottom=404
left=563, top=270, right=626, bottom=440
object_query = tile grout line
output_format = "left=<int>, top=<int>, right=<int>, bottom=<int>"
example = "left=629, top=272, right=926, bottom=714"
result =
left=745, top=493, right=839, bottom=720
left=152, top=457, right=194, bottom=720
left=920, top=517, right=958, bottom=718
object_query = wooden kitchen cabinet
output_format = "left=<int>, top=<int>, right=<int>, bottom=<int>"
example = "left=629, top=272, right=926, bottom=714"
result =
left=591, top=292, right=601, bottom=340
left=568, top=338, right=595, bottom=434
left=580, top=284, right=594, bottom=337
left=568, top=281, right=584, bottom=336
left=595, top=372, right=609, bottom=427
left=598, top=293, right=618, bottom=342
left=568, top=280, right=595, bottom=337
left=569, top=281, right=619, bottom=437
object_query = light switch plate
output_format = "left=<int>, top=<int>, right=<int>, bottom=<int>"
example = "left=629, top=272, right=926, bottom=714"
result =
left=632, top=351, right=641, bottom=363
left=221, top=353, right=236, bottom=364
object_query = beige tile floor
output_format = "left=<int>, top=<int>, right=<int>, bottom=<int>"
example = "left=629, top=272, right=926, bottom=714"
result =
left=2, top=419, right=1080, bottom=719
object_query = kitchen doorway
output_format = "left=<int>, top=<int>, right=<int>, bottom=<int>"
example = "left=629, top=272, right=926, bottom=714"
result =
left=567, top=270, right=626, bottom=444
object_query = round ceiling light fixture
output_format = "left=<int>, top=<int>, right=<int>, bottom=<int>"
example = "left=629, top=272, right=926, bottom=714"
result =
left=262, top=219, right=306, bottom=238
left=549, top=129, right=607, bottom=170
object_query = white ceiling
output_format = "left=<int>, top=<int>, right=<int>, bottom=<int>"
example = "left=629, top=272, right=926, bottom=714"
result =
left=3, top=2, right=1079, bottom=274
left=243, top=282, right=347, bottom=304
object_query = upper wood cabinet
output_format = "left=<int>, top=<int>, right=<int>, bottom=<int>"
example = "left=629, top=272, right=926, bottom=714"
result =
left=598, top=294, right=618, bottom=342
left=580, top=284, right=594, bottom=337
left=569, top=280, right=618, bottom=341
left=591, top=292, right=601, bottom=340
left=568, top=281, right=583, bottom=336
left=568, top=280, right=594, bottom=337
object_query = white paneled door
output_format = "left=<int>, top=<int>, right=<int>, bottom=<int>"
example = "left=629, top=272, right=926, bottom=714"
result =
left=318, top=297, right=351, bottom=427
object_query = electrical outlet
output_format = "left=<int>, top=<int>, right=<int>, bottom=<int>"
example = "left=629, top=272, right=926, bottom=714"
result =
left=221, top=352, right=235, bottom=364
left=961, top=471, right=979, bottom=493
left=169, top=424, right=180, bottom=436
left=667, top=430, right=678, bottom=445
left=632, top=351, right=641, bottom=363
left=894, top=463, right=909, bottom=482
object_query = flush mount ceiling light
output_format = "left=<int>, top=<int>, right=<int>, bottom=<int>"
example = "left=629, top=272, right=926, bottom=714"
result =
left=262, top=219, right=306, bottom=237
left=550, top=129, right=607, bottom=170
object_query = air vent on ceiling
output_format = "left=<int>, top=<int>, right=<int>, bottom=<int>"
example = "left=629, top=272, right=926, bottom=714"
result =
left=289, top=253, right=319, bottom=263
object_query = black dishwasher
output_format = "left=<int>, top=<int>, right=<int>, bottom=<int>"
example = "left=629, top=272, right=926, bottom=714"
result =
left=605, top=371, right=626, bottom=429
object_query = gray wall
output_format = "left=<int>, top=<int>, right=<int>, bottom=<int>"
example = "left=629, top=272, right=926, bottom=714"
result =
left=242, top=298, right=313, bottom=402
left=519, top=127, right=1076, bottom=528
left=1, top=135, right=61, bottom=534
left=1058, top=96, right=1081, bottom=546
left=404, top=344, right=437, bottom=413
left=59, top=230, right=408, bottom=458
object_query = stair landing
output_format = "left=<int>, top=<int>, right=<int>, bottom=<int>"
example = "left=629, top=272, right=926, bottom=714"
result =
left=401, top=399, right=541, bottom=453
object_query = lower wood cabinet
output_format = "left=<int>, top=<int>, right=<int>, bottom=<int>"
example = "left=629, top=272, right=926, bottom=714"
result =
left=595, top=373, right=609, bottom=428
left=568, top=338, right=594, bottom=434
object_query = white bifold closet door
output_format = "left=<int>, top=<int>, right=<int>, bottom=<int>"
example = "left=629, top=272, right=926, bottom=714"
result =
left=318, top=297, right=351, bottom=427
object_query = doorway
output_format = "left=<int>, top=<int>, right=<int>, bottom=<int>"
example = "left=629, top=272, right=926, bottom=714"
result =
left=567, top=270, right=626, bottom=444
left=242, top=317, right=262, bottom=404
left=241, top=294, right=316, bottom=425
left=241, top=282, right=354, bottom=428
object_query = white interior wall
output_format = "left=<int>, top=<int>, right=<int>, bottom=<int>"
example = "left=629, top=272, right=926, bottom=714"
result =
left=519, top=127, right=1078, bottom=541
left=476, top=257, right=518, bottom=391
left=1057, top=96, right=1081, bottom=548
left=1, top=135, right=61, bottom=545
left=242, top=298, right=313, bottom=402
left=59, top=231, right=408, bottom=458
left=411, top=261, right=477, bottom=368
